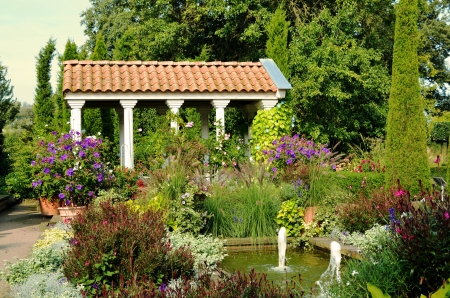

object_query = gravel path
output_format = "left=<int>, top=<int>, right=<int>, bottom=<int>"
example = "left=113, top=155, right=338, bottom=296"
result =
left=0, top=200, right=55, bottom=297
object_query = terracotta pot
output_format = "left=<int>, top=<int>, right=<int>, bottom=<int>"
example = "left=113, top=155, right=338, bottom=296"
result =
left=58, top=206, right=87, bottom=222
left=39, top=197, right=62, bottom=216
left=304, top=206, right=318, bottom=224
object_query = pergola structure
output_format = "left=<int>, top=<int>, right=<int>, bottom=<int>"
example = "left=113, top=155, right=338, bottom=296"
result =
left=63, top=59, right=291, bottom=168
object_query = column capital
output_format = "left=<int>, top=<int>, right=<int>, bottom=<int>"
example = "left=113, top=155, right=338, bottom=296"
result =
left=255, top=99, right=278, bottom=110
left=120, top=100, right=138, bottom=109
left=67, top=99, right=85, bottom=109
left=210, top=100, right=230, bottom=109
left=165, top=100, right=184, bottom=109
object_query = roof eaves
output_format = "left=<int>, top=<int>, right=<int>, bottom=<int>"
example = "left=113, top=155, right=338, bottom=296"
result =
left=259, top=59, right=292, bottom=90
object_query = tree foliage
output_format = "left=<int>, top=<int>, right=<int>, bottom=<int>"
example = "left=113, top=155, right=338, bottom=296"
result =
left=265, top=6, right=290, bottom=78
left=34, top=38, right=56, bottom=130
left=385, top=0, right=430, bottom=193
left=55, top=39, right=79, bottom=131
left=288, top=3, right=390, bottom=148
left=0, top=61, right=20, bottom=175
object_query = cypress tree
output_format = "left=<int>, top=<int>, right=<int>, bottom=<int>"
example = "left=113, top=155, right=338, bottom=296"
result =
left=385, top=0, right=430, bottom=194
left=265, top=6, right=290, bottom=77
left=83, top=33, right=117, bottom=141
left=34, top=38, right=56, bottom=130
left=55, top=39, right=78, bottom=131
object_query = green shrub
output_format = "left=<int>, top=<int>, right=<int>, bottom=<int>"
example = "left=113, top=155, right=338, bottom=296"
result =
left=62, top=202, right=195, bottom=296
left=167, top=232, right=227, bottom=271
left=275, top=198, right=305, bottom=237
left=11, top=270, right=82, bottom=298
left=339, top=224, right=392, bottom=257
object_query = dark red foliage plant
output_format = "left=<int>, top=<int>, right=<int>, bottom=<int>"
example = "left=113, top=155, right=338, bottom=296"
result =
left=62, top=202, right=195, bottom=296
left=390, top=188, right=450, bottom=296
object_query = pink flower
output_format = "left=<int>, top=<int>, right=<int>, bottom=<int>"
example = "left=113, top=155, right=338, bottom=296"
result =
left=444, top=211, right=449, bottom=219
left=85, top=261, right=89, bottom=266
left=395, top=190, right=406, bottom=197
left=435, top=155, right=441, bottom=164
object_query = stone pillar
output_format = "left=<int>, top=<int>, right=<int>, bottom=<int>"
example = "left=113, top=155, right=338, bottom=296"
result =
left=67, top=100, right=85, bottom=137
left=197, top=107, right=211, bottom=139
left=165, top=100, right=184, bottom=132
left=255, top=99, right=278, bottom=111
left=242, top=104, right=258, bottom=156
left=115, top=108, right=125, bottom=167
left=120, top=100, right=138, bottom=169
left=211, top=100, right=230, bottom=138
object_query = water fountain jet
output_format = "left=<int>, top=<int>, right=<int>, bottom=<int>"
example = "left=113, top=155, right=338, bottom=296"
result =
left=273, top=227, right=287, bottom=271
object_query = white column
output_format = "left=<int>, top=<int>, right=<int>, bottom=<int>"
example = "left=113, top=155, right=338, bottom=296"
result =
left=165, top=100, right=184, bottom=132
left=197, top=107, right=211, bottom=139
left=211, top=100, right=230, bottom=139
left=67, top=100, right=85, bottom=137
left=115, top=109, right=125, bottom=167
left=120, top=100, right=137, bottom=169
left=242, top=104, right=258, bottom=156
left=255, top=99, right=278, bottom=110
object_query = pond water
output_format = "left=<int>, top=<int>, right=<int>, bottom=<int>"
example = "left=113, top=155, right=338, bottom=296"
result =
left=220, top=248, right=330, bottom=289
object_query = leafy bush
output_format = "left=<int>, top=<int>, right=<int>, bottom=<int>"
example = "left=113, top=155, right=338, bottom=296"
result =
left=62, top=202, right=195, bottom=296
left=275, top=198, right=305, bottom=237
left=339, top=224, right=392, bottom=257
left=11, top=270, right=82, bottom=298
left=1, top=240, right=68, bottom=285
left=167, top=232, right=227, bottom=271
left=336, top=187, right=400, bottom=233
left=390, top=191, right=450, bottom=295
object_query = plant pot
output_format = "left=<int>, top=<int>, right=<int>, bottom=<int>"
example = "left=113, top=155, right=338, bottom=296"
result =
left=58, top=206, right=87, bottom=222
left=39, top=197, right=62, bottom=216
left=304, top=206, right=318, bottom=224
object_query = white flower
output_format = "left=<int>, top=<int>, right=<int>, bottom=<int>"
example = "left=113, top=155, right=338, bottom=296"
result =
left=346, top=281, right=350, bottom=286
left=138, top=128, right=142, bottom=132
left=352, top=270, right=358, bottom=276
left=66, top=121, right=70, bottom=124
left=236, top=146, right=240, bottom=150
left=98, top=132, right=101, bottom=135
left=185, top=122, right=194, bottom=128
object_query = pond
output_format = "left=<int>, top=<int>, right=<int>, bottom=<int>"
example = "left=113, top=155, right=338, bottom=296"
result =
left=220, top=247, right=330, bottom=289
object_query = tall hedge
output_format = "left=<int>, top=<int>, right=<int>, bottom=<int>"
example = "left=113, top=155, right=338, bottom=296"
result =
left=385, top=0, right=430, bottom=194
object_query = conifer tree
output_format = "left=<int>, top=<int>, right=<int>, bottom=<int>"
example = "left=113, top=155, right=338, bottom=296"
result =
left=83, top=33, right=117, bottom=142
left=385, top=0, right=430, bottom=194
left=265, top=6, right=290, bottom=78
left=55, top=39, right=78, bottom=131
left=34, top=38, right=56, bottom=130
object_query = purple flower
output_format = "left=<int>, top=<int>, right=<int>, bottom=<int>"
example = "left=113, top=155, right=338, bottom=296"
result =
left=286, top=159, right=293, bottom=165
left=51, top=131, right=57, bottom=135
left=97, top=174, right=103, bottom=182
left=63, top=133, right=71, bottom=140
left=66, top=168, right=74, bottom=177
left=58, top=193, right=65, bottom=199
left=32, top=181, right=38, bottom=188
left=159, top=283, right=167, bottom=292
left=60, top=154, right=68, bottom=161
left=43, top=168, right=50, bottom=174
left=65, top=185, right=73, bottom=192
left=93, top=152, right=99, bottom=158
left=79, top=151, right=85, bottom=157
left=65, top=199, right=71, bottom=206
left=272, top=167, right=277, bottom=172
left=48, top=156, right=55, bottom=164
left=31, top=161, right=36, bottom=166
left=76, top=184, right=82, bottom=190
left=91, top=283, right=99, bottom=290
left=63, top=145, right=72, bottom=151
left=38, top=180, right=42, bottom=185
left=88, top=191, right=94, bottom=197
left=94, top=162, right=101, bottom=169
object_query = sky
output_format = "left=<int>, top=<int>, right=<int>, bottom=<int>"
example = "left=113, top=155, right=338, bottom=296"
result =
left=0, top=0, right=91, bottom=105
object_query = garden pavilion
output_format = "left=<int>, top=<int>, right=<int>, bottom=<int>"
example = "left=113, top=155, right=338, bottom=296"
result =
left=63, top=59, right=291, bottom=168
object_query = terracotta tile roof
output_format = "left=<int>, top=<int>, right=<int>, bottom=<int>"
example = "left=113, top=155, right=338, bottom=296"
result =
left=63, top=60, right=278, bottom=94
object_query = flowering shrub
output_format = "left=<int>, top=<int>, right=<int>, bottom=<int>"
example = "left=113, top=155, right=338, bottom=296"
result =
left=62, top=202, right=195, bottom=296
left=30, top=131, right=111, bottom=205
left=390, top=190, right=450, bottom=295
left=336, top=187, right=401, bottom=233
left=205, top=127, right=247, bottom=169
left=339, top=224, right=392, bottom=257
left=351, top=158, right=385, bottom=173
